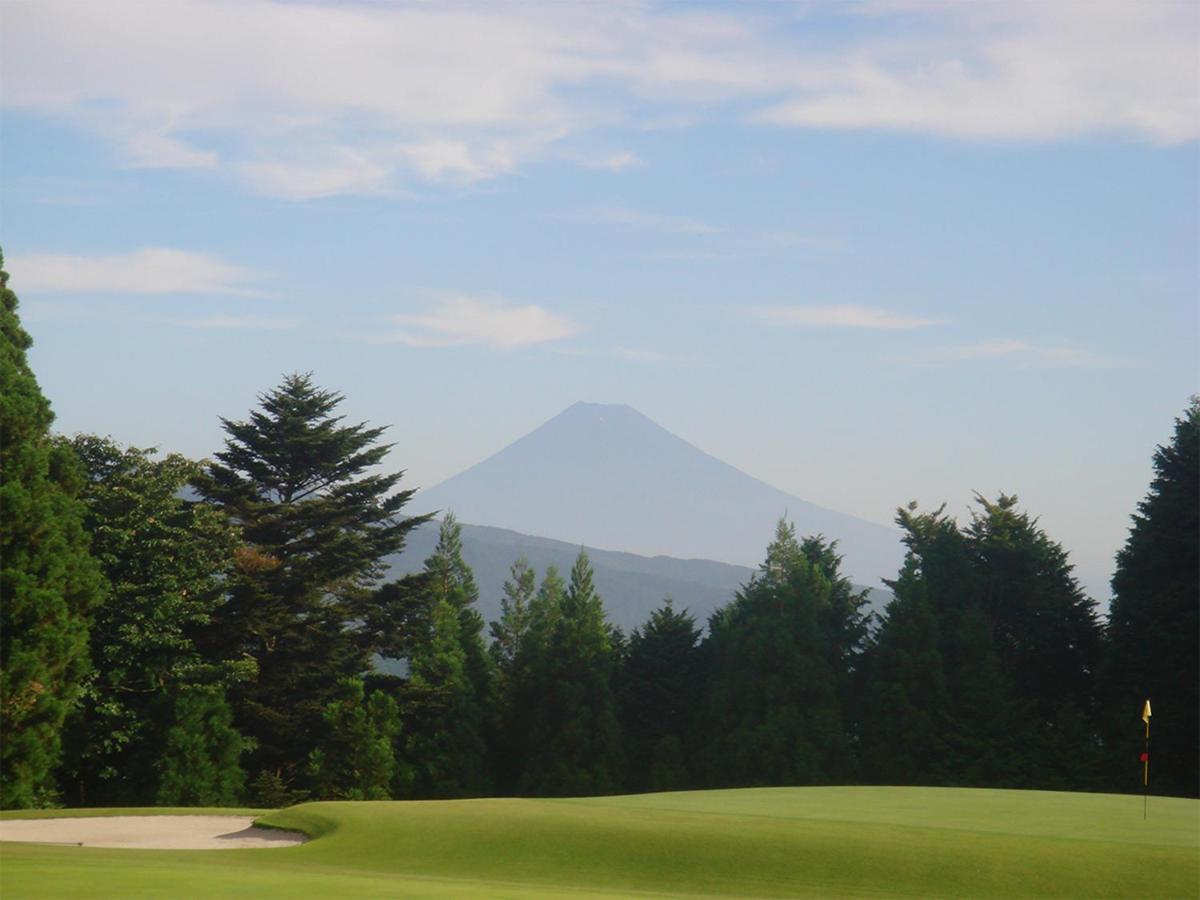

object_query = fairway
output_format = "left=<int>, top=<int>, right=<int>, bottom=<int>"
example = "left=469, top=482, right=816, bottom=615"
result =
left=1, top=787, right=1197, bottom=898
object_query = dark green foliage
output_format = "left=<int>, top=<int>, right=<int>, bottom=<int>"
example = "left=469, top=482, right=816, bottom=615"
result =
left=860, top=497, right=1103, bottom=791
left=193, top=373, right=428, bottom=787
left=309, top=678, right=402, bottom=801
left=701, top=521, right=862, bottom=787
left=60, top=436, right=246, bottom=806
left=617, top=599, right=702, bottom=792
left=155, top=687, right=247, bottom=807
left=1104, top=399, right=1199, bottom=797
left=247, top=769, right=309, bottom=809
left=490, top=563, right=565, bottom=794
left=402, top=515, right=490, bottom=798
left=520, top=551, right=623, bottom=796
left=0, top=251, right=106, bottom=808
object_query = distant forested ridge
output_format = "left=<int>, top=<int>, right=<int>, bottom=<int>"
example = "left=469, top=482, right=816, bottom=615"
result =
left=2, top=252, right=1197, bottom=806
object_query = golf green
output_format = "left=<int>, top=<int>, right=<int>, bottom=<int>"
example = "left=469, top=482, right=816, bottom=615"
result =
left=2, top=787, right=1197, bottom=897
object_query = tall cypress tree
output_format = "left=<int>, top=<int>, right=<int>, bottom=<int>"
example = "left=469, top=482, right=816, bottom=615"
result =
left=618, top=599, right=702, bottom=792
left=193, top=373, right=428, bottom=791
left=1104, top=399, right=1199, bottom=797
left=0, top=251, right=106, bottom=808
left=520, top=550, right=622, bottom=796
left=701, top=520, right=853, bottom=787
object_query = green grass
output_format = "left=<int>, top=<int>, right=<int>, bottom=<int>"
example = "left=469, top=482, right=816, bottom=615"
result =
left=2, top=788, right=1197, bottom=898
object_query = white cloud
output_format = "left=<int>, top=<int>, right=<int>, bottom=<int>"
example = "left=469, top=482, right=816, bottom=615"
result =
left=753, top=304, right=946, bottom=329
left=378, top=293, right=581, bottom=349
left=11, top=248, right=266, bottom=295
left=891, top=338, right=1119, bottom=367
left=754, top=1, right=1199, bottom=143
left=580, top=205, right=721, bottom=236
left=1, top=0, right=1194, bottom=198
left=124, top=133, right=217, bottom=169
left=581, top=151, right=643, bottom=171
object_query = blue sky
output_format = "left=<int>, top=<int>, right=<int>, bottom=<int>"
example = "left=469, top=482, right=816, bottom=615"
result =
left=2, top=0, right=1197, bottom=599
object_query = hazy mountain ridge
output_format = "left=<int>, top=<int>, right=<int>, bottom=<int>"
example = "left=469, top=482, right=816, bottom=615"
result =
left=410, top=401, right=905, bottom=589
left=386, top=519, right=892, bottom=634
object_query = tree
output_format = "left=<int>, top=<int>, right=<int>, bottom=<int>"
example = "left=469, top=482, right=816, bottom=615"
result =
left=193, top=373, right=429, bottom=789
left=859, top=497, right=1102, bottom=791
left=308, top=678, right=401, bottom=801
left=60, top=436, right=245, bottom=806
left=0, top=251, right=106, bottom=808
left=520, top=550, right=622, bottom=796
left=618, top=599, right=702, bottom=792
left=701, top=521, right=856, bottom=787
left=491, top=563, right=563, bottom=794
left=965, top=494, right=1103, bottom=789
left=156, top=687, right=248, bottom=807
left=489, top=556, right=536, bottom=689
left=1104, top=399, right=1199, bottom=797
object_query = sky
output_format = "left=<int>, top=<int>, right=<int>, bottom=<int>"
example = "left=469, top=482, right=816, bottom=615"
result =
left=2, top=0, right=1197, bottom=601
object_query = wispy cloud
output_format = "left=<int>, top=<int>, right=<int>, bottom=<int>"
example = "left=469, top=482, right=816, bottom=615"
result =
left=2, top=1, right=1193, bottom=198
left=753, top=304, right=946, bottom=330
left=11, top=248, right=267, bottom=296
left=579, top=205, right=721, bottom=236
left=375, top=293, right=581, bottom=349
left=168, top=314, right=299, bottom=330
left=890, top=338, right=1119, bottom=368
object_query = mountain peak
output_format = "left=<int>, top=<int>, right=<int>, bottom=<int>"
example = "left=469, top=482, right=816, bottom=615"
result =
left=413, top=402, right=902, bottom=586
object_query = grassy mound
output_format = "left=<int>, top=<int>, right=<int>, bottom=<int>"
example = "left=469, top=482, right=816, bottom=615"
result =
left=2, top=787, right=1196, bottom=898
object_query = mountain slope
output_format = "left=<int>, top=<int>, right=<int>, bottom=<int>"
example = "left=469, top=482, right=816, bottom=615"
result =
left=411, top=402, right=904, bottom=588
left=387, top=520, right=892, bottom=634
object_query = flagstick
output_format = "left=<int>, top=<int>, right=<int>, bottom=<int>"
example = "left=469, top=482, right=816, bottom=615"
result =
left=1143, top=715, right=1150, bottom=820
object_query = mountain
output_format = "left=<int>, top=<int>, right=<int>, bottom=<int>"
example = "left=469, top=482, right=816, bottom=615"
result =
left=386, top=519, right=893, bottom=634
left=410, top=402, right=905, bottom=589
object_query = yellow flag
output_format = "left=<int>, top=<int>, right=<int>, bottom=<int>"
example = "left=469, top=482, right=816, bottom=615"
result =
left=1142, top=700, right=1152, bottom=724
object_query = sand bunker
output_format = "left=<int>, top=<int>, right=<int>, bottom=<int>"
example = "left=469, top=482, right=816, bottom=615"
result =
left=0, top=816, right=307, bottom=849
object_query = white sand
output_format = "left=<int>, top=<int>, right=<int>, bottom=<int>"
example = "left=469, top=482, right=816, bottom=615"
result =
left=0, top=815, right=307, bottom=849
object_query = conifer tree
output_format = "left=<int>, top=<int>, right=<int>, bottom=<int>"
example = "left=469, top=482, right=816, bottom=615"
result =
left=308, top=678, right=401, bottom=801
left=1104, top=399, right=1199, bottom=797
left=618, top=599, right=702, bottom=792
left=193, top=373, right=428, bottom=790
left=0, top=251, right=106, bottom=808
left=491, top=564, right=563, bottom=793
left=701, top=520, right=852, bottom=787
left=402, top=515, right=490, bottom=797
left=490, top=557, right=536, bottom=686
left=156, top=687, right=248, bottom=807
left=520, top=551, right=622, bottom=796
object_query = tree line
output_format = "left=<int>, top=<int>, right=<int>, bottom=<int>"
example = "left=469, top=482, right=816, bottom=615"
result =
left=2, top=251, right=1197, bottom=808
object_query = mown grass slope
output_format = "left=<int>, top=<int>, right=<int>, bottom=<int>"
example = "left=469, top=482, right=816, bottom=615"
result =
left=1, top=787, right=1196, bottom=898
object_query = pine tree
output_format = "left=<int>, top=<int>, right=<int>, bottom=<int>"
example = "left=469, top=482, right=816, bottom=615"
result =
left=966, top=494, right=1103, bottom=789
left=193, top=373, right=428, bottom=787
left=618, top=599, right=702, bottom=792
left=0, top=251, right=106, bottom=808
left=490, top=556, right=536, bottom=688
left=491, top=563, right=563, bottom=794
left=1104, top=399, right=1199, bottom=797
left=400, top=514, right=491, bottom=797
left=308, top=678, right=401, bottom=801
left=405, top=595, right=486, bottom=797
left=60, top=436, right=245, bottom=806
left=701, top=520, right=850, bottom=787
left=520, top=550, right=622, bottom=796
left=156, top=687, right=247, bottom=807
